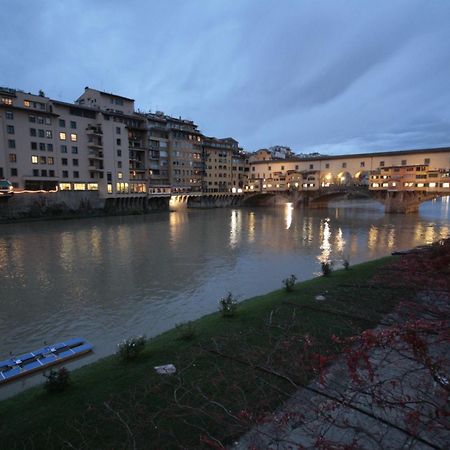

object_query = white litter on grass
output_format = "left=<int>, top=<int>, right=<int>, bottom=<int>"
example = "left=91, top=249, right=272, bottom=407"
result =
left=154, top=364, right=176, bottom=375
left=315, top=294, right=326, bottom=301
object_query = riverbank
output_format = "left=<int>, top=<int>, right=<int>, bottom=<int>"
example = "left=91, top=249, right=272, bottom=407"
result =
left=1, top=252, right=430, bottom=449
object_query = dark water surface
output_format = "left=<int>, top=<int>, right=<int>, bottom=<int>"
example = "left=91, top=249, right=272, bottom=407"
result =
left=0, top=197, right=448, bottom=398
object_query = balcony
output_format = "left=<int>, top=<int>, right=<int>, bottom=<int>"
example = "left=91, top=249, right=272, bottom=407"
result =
left=86, top=126, right=103, bottom=135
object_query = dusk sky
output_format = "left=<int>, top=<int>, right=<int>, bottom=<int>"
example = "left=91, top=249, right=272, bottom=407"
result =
left=1, top=0, right=450, bottom=154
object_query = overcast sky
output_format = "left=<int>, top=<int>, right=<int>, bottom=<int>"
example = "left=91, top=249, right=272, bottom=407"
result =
left=1, top=0, right=450, bottom=154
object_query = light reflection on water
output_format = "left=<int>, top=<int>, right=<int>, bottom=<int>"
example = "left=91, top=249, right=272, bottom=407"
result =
left=0, top=197, right=449, bottom=398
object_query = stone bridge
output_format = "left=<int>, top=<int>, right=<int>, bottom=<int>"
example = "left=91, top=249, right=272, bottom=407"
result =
left=241, top=186, right=448, bottom=213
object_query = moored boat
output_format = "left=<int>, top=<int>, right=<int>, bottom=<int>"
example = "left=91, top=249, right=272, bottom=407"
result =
left=0, top=338, right=93, bottom=385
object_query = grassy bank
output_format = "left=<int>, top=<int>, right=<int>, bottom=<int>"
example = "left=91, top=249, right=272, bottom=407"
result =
left=0, top=257, right=406, bottom=449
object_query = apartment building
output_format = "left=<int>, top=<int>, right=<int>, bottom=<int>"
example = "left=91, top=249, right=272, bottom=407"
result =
left=0, top=86, right=248, bottom=196
left=203, top=137, right=237, bottom=192
left=231, top=150, right=249, bottom=191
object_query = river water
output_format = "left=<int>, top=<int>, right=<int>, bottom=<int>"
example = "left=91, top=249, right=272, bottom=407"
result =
left=0, top=198, right=449, bottom=398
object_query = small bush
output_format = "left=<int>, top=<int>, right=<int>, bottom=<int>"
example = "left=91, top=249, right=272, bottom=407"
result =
left=176, top=321, right=197, bottom=341
left=321, top=261, right=333, bottom=276
left=219, top=292, right=238, bottom=317
left=343, top=257, right=350, bottom=270
left=282, top=274, right=297, bottom=292
left=117, top=335, right=147, bottom=361
left=44, top=367, right=71, bottom=393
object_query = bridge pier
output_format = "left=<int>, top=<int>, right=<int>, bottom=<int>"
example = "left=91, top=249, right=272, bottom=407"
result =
left=381, top=191, right=437, bottom=214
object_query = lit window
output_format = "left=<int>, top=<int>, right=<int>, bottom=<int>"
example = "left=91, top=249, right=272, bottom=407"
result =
left=31, top=155, right=38, bottom=164
left=107, top=183, right=113, bottom=194
left=73, top=183, right=86, bottom=190
left=46, top=130, right=52, bottom=138
left=24, top=100, right=31, bottom=107
left=59, top=132, right=66, bottom=140
left=59, top=183, right=71, bottom=190
left=39, top=156, right=46, bottom=164
left=443, top=182, right=449, bottom=188
left=87, top=183, right=98, bottom=191
left=70, top=133, right=77, bottom=142
left=117, top=172, right=123, bottom=179
left=9, top=153, right=17, bottom=162
left=47, top=157, right=54, bottom=165
left=1, top=98, right=13, bottom=105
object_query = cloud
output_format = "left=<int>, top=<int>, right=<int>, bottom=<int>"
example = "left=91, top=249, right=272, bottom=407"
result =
left=1, top=0, right=450, bottom=154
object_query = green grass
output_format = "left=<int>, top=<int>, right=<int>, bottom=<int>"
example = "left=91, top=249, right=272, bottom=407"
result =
left=0, top=257, right=406, bottom=449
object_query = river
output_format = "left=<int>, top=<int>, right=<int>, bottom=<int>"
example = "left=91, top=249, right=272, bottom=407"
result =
left=0, top=197, right=449, bottom=398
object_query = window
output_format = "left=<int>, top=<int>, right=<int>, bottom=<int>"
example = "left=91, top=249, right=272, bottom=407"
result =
left=31, top=142, right=37, bottom=150
left=70, top=133, right=77, bottom=142
left=117, top=161, right=122, bottom=168
left=7, top=125, right=14, bottom=134
left=45, top=117, right=51, bottom=125
left=60, top=182, right=71, bottom=189
left=5, top=111, right=13, bottom=119
left=47, top=143, right=53, bottom=151
left=47, top=157, right=54, bottom=165
left=116, top=127, right=121, bottom=134
left=29, top=115, right=36, bottom=123
left=117, top=149, right=122, bottom=157
left=41, top=169, right=47, bottom=177
left=342, top=162, right=347, bottom=168
left=380, top=161, right=385, bottom=167
left=24, top=100, right=31, bottom=107
left=9, top=153, right=17, bottom=162
left=38, top=129, right=44, bottom=138
left=360, top=161, right=365, bottom=168
left=281, top=166, right=285, bottom=170
left=73, top=171, right=79, bottom=178
left=39, top=143, right=45, bottom=151
left=62, top=170, right=69, bottom=178
left=73, top=183, right=85, bottom=190
left=70, top=121, right=76, bottom=129
left=309, top=164, right=314, bottom=170
left=71, top=146, right=78, bottom=154
left=268, top=166, right=271, bottom=171
left=61, top=158, right=68, bottom=165
left=37, top=116, right=44, bottom=124
left=31, top=155, right=39, bottom=164
left=325, top=163, right=330, bottom=169
left=33, top=169, right=39, bottom=176
left=8, top=140, right=15, bottom=148
left=59, top=119, right=66, bottom=127
left=46, top=130, right=52, bottom=138
left=39, top=156, right=46, bottom=164
left=59, top=132, right=66, bottom=140
left=117, top=172, right=123, bottom=179
left=60, top=145, right=67, bottom=153
left=73, top=158, right=79, bottom=166
left=424, top=158, right=430, bottom=165
left=1, top=98, right=13, bottom=105
left=401, top=160, right=407, bottom=166
left=49, top=170, right=55, bottom=177
left=116, top=138, right=121, bottom=145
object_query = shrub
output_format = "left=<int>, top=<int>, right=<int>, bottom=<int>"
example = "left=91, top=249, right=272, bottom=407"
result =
left=117, top=335, right=147, bottom=361
left=176, top=321, right=197, bottom=341
left=44, top=367, right=71, bottom=393
left=343, top=257, right=350, bottom=270
left=282, top=274, right=297, bottom=292
left=321, top=261, right=333, bottom=276
left=219, top=292, right=238, bottom=317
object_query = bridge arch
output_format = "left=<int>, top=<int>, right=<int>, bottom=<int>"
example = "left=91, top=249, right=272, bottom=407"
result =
left=337, top=171, right=353, bottom=186
left=354, top=170, right=370, bottom=185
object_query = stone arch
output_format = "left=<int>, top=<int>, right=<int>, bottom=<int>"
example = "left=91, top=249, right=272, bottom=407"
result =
left=336, top=171, right=353, bottom=186
left=354, top=170, right=370, bottom=186
left=320, top=172, right=334, bottom=187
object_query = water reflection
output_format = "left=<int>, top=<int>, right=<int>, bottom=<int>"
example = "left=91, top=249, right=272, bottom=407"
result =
left=285, top=202, right=293, bottom=230
left=0, top=198, right=449, bottom=398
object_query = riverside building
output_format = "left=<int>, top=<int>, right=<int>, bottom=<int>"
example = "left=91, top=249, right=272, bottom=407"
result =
left=0, top=86, right=245, bottom=196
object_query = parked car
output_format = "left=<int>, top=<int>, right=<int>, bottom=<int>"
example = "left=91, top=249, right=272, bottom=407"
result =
left=0, top=180, right=14, bottom=197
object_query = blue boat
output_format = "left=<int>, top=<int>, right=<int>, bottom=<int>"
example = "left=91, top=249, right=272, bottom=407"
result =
left=0, top=338, right=93, bottom=384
